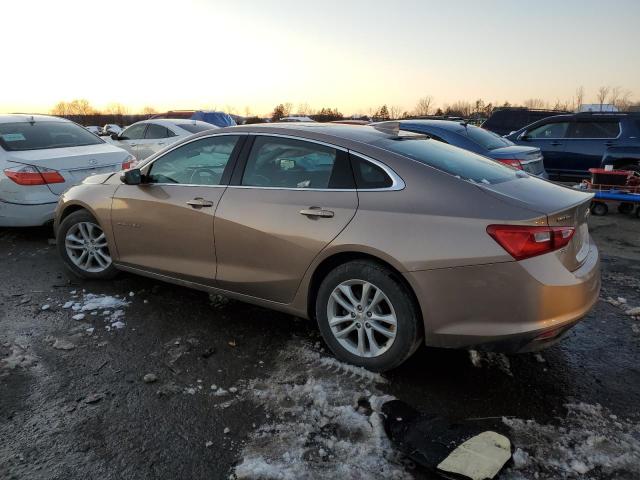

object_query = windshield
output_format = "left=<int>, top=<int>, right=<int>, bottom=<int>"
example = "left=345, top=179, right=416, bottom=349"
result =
left=0, top=121, right=104, bottom=151
left=464, top=125, right=513, bottom=150
left=180, top=123, right=217, bottom=134
left=372, top=136, right=517, bottom=185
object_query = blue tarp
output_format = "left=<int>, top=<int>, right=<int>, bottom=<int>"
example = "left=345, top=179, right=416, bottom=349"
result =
left=190, top=111, right=236, bottom=127
left=594, top=190, right=640, bottom=203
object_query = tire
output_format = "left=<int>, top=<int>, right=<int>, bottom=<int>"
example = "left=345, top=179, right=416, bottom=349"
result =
left=618, top=202, right=635, bottom=215
left=56, top=210, right=118, bottom=280
left=591, top=202, right=608, bottom=216
left=315, top=260, right=422, bottom=372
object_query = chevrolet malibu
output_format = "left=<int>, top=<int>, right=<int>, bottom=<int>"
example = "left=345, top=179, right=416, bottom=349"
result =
left=54, top=123, right=600, bottom=371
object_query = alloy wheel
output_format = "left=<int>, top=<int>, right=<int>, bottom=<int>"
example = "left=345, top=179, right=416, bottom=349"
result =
left=65, top=221, right=112, bottom=273
left=327, top=279, right=397, bottom=358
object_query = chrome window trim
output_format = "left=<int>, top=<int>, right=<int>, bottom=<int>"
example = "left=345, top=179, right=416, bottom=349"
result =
left=233, top=133, right=405, bottom=192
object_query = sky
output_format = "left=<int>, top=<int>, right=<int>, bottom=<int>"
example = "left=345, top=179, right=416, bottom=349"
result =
left=1, top=0, right=639, bottom=116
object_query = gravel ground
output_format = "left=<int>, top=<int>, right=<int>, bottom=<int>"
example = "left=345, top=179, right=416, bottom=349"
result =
left=1, top=212, right=639, bottom=480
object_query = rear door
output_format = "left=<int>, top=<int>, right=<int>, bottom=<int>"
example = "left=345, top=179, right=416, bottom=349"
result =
left=115, top=123, right=147, bottom=158
left=135, top=123, right=178, bottom=160
left=560, top=120, right=622, bottom=181
left=214, top=135, right=358, bottom=303
left=520, top=121, right=570, bottom=179
left=111, top=134, right=243, bottom=283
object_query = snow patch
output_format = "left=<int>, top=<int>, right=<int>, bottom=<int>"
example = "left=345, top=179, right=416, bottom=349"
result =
left=234, top=344, right=408, bottom=480
left=65, top=292, right=131, bottom=330
left=502, top=402, right=640, bottom=479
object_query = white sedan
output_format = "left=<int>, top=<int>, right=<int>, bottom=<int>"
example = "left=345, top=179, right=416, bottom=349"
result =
left=106, top=119, right=217, bottom=161
left=0, top=114, right=134, bottom=227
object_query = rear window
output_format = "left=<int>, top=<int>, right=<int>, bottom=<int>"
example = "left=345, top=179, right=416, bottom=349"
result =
left=179, top=123, right=216, bottom=134
left=372, top=136, right=517, bottom=185
left=0, top=121, right=104, bottom=151
left=465, top=125, right=513, bottom=150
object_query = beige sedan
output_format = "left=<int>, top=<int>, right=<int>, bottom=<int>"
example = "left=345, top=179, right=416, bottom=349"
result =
left=54, top=123, right=600, bottom=371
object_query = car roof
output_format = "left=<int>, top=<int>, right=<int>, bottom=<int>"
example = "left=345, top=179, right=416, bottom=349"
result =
left=212, top=122, right=424, bottom=146
left=135, top=118, right=210, bottom=127
left=0, top=114, right=71, bottom=124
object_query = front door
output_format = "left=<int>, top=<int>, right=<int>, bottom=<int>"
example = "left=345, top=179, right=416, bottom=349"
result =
left=560, top=120, right=622, bottom=180
left=111, top=134, right=243, bottom=284
left=521, top=121, right=570, bottom=179
left=135, top=122, right=177, bottom=160
left=214, top=135, right=358, bottom=303
left=115, top=123, right=147, bottom=158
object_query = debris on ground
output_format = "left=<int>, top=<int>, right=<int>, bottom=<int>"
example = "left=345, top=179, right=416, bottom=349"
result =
left=143, top=373, right=158, bottom=383
left=41, top=304, right=50, bottom=311
left=52, top=339, right=75, bottom=351
left=468, top=350, right=513, bottom=376
left=382, top=400, right=511, bottom=479
left=0, top=344, right=37, bottom=374
left=156, top=382, right=182, bottom=397
left=201, top=347, right=216, bottom=358
left=84, top=393, right=105, bottom=404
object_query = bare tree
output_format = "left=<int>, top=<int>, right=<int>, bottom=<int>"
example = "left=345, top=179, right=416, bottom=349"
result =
left=616, top=90, right=634, bottom=111
left=523, top=98, right=547, bottom=109
left=608, top=86, right=622, bottom=107
left=283, top=102, right=293, bottom=117
left=388, top=105, right=403, bottom=119
left=575, top=86, right=585, bottom=110
left=51, top=101, right=69, bottom=116
left=244, top=106, right=252, bottom=117
left=142, top=106, right=157, bottom=115
left=297, top=103, right=312, bottom=115
left=414, top=96, right=433, bottom=116
left=105, top=102, right=128, bottom=116
left=596, top=86, right=610, bottom=110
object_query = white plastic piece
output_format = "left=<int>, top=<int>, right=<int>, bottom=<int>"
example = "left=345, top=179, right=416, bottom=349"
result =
left=437, top=431, right=511, bottom=480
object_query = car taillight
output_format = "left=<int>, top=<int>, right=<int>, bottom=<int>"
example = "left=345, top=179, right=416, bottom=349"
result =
left=3, top=165, right=65, bottom=186
left=121, top=154, right=136, bottom=170
left=498, top=158, right=523, bottom=170
left=487, top=225, right=575, bottom=260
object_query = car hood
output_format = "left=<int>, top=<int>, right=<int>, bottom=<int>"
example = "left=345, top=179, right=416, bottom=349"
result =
left=489, top=145, right=541, bottom=159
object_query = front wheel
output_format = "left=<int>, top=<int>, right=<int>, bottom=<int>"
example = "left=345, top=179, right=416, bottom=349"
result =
left=57, top=210, right=118, bottom=279
left=315, top=260, right=422, bottom=372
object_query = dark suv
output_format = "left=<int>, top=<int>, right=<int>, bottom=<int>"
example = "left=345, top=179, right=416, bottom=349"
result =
left=506, top=112, right=640, bottom=182
left=482, top=108, right=569, bottom=137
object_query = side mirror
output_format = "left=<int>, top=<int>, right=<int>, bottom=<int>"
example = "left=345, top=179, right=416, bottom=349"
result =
left=121, top=168, right=142, bottom=185
left=520, top=133, right=530, bottom=141
left=111, top=133, right=120, bottom=140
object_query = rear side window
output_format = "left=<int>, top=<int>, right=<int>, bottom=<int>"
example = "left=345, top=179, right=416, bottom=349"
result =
left=145, top=124, right=173, bottom=139
left=0, top=121, right=103, bottom=151
left=567, top=121, right=620, bottom=139
left=465, top=125, right=513, bottom=150
left=180, top=123, right=216, bottom=134
left=372, top=136, right=516, bottom=185
left=242, top=136, right=351, bottom=189
left=351, top=155, right=392, bottom=189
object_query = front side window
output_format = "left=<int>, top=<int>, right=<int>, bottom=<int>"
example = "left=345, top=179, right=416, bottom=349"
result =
left=566, top=121, right=620, bottom=139
left=372, top=136, right=516, bottom=185
left=147, top=135, right=239, bottom=185
left=120, top=123, right=147, bottom=140
left=526, top=122, right=570, bottom=139
left=0, top=121, right=104, bottom=151
left=242, top=136, right=343, bottom=189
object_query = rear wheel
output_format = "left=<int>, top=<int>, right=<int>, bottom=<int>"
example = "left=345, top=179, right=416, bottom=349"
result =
left=57, top=210, right=118, bottom=279
left=618, top=202, right=635, bottom=215
left=315, top=260, right=422, bottom=372
left=591, top=202, right=608, bottom=216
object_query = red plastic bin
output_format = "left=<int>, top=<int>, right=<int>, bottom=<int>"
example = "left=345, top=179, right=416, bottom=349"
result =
left=589, top=168, right=631, bottom=186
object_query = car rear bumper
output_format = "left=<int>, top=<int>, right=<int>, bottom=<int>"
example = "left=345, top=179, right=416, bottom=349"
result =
left=404, top=239, right=600, bottom=352
left=0, top=199, right=57, bottom=227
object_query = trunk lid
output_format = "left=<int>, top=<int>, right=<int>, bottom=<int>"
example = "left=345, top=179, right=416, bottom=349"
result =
left=479, top=176, right=593, bottom=270
left=490, top=146, right=545, bottom=176
left=7, top=143, right=129, bottom=195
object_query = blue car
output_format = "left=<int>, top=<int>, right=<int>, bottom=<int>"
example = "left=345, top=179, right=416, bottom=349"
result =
left=394, top=120, right=548, bottom=177
left=506, top=112, right=640, bottom=182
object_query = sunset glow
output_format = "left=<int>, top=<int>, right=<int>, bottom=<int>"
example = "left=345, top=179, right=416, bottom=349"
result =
left=1, top=0, right=639, bottom=116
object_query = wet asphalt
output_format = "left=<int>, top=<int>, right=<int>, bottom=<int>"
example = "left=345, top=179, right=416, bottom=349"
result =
left=1, top=213, right=639, bottom=480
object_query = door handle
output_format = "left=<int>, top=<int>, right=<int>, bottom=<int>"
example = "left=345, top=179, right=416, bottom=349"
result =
left=299, top=207, right=334, bottom=218
left=129, top=143, right=138, bottom=147
left=186, top=198, right=214, bottom=209
left=550, top=141, right=562, bottom=146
